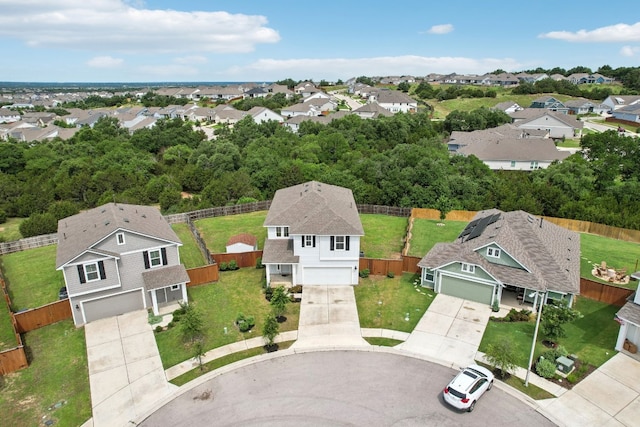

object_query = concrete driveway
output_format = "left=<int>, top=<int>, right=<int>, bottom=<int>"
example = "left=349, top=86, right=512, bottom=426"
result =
left=292, top=285, right=369, bottom=349
left=84, top=309, right=176, bottom=427
left=541, top=353, right=640, bottom=427
left=397, top=294, right=493, bottom=367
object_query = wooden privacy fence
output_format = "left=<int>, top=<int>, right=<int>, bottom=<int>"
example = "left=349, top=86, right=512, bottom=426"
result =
left=13, top=299, right=72, bottom=334
left=580, top=278, right=634, bottom=306
left=212, top=251, right=263, bottom=269
left=0, top=277, right=28, bottom=374
left=186, top=264, right=220, bottom=287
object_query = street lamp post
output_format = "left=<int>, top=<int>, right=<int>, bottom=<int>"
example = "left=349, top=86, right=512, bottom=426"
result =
left=525, top=290, right=545, bottom=387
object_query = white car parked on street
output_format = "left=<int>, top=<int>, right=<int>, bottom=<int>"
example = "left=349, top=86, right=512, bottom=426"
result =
left=443, top=364, right=494, bottom=412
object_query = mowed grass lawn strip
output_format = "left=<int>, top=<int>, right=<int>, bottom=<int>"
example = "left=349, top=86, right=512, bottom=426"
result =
left=0, top=217, right=24, bottom=241
left=155, top=267, right=299, bottom=369
left=171, top=223, right=206, bottom=268
left=0, top=244, right=65, bottom=310
left=580, top=233, right=640, bottom=288
left=0, top=299, right=16, bottom=351
left=407, top=219, right=467, bottom=258
left=0, top=319, right=90, bottom=427
left=195, top=211, right=268, bottom=254
left=360, top=214, right=408, bottom=259
left=355, top=273, right=434, bottom=332
left=479, top=297, right=618, bottom=370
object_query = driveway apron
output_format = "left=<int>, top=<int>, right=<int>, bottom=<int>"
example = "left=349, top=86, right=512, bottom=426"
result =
left=85, top=309, right=176, bottom=427
left=397, top=294, right=492, bottom=367
left=293, top=285, right=369, bottom=349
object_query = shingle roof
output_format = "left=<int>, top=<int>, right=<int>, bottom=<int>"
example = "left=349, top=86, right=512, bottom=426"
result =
left=56, top=203, right=181, bottom=268
left=227, top=233, right=257, bottom=247
left=418, top=209, right=580, bottom=294
left=617, top=297, right=640, bottom=326
left=261, top=239, right=299, bottom=264
left=142, top=264, right=190, bottom=290
left=458, top=138, right=571, bottom=162
left=264, top=181, right=364, bottom=236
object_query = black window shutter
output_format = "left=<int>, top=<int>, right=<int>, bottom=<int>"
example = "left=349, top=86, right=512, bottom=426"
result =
left=77, top=265, right=86, bottom=284
left=346, top=236, right=350, bottom=251
left=301, top=236, right=305, bottom=247
left=143, top=251, right=150, bottom=269
left=161, top=247, right=168, bottom=265
left=98, top=261, right=106, bottom=280
left=330, top=236, right=335, bottom=251
left=312, top=236, right=316, bottom=247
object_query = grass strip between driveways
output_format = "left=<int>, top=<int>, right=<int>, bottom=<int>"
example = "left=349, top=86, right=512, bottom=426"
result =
left=169, top=341, right=295, bottom=387
left=155, top=268, right=299, bottom=369
left=356, top=273, right=435, bottom=332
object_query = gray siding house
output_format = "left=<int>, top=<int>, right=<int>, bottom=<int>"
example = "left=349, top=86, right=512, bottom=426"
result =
left=418, top=209, right=580, bottom=310
left=56, top=203, right=190, bottom=326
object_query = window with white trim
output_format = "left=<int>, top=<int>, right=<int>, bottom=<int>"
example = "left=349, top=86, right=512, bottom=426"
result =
left=530, top=161, right=539, bottom=169
left=85, top=262, right=100, bottom=281
left=275, top=226, right=289, bottom=237
left=424, top=269, right=434, bottom=283
left=461, top=263, right=475, bottom=273
left=116, top=232, right=125, bottom=245
left=487, top=247, right=501, bottom=258
left=170, top=284, right=180, bottom=291
left=304, top=235, right=314, bottom=247
left=510, top=161, right=516, bottom=168
left=335, top=236, right=345, bottom=250
left=149, top=249, right=162, bottom=267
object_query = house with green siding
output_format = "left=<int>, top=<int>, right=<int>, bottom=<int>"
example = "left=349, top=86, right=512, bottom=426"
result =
left=417, top=209, right=580, bottom=310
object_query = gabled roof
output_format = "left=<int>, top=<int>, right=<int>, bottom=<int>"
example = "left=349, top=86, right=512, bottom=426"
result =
left=458, top=138, right=570, bottom=162
left=226, top=233, right=257, bottom=247
left=56, top=203, right=181, bottom=268
left=264, top=181, right=364, bottom=236
left=418, top=209, right=580, bottom=294
left=353, top=102, right=394, bottom=117
left=510, top=109, right=583, bottom=129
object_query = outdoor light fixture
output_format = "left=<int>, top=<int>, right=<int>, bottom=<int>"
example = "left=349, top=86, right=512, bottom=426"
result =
left=75, top=304, right=80, bottom=310
left=525, top=290, right=546, bottom=387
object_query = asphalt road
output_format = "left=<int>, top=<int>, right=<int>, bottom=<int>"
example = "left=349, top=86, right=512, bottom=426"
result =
left=140, top=351, right=555, bottom=427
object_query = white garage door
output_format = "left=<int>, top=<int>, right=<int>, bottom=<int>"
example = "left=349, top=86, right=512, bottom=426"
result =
left=304, top=267, right=353, bottom=285
left=83, top=289, right=145, bottom=323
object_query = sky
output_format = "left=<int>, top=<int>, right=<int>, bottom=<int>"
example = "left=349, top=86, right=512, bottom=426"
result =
left=1, top=0, right=639, bottom=83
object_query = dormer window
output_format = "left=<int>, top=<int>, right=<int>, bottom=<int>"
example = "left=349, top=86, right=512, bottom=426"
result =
left=116, top=232, right=125, bottom=245
left=461, top=263, right=475, bottom=273
left=487, top=247, right=501, bottom=258
left=275, top=226, right=289, bottom=238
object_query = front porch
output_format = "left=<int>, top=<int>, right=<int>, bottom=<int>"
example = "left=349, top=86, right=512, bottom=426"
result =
left=269, top=274, right=294, bottom=288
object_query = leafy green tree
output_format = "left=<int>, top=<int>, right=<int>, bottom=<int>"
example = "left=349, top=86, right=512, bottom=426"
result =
left=180, top=302, right=204, bottom=344
left=484, top=340, right=518, bottom=379
left=541, top=301, right=582, bottom=343
left=19, top=212, right=57, bottom=237
left=262, top=312, right=279, bottom=349
left=270, top=286, right=290, bottom=321
left=397, top=82, right=410, bottom=92
left=47, top=200, right=79, bottom=221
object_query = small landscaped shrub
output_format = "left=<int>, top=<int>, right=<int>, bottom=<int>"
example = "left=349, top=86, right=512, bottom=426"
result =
left=155, top=325, right=163, bottom=333
left=219, top=262, right=228, bottom=271
left=535, top=357, right=557, bottom=379
left=228, top=260, right=238, bottom=270
left=359, top=268, right=370, bottom=278
left=540, top=346, right=568, bottom=362
left=256, top=257, right=264, bottom=269
left=289, top=285, right=303, bottom=294
left=387, top=271, right=395, bottom=278
left=491, top=299, right=500, bottom=312
left=505, top=308, right=531, bottom=322
left=264, top=286, right=273, bottom=301
left=235, top=313, right=255, bottom=332
left=167, top=320, right=176, bottom=329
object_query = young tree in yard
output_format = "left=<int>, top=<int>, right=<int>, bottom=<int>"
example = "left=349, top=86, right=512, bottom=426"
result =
left=262, top=312, right=279, bottom=350
left=541, top=301, right=582, bottom=344
left=180, top=303, right=204, bottom=344
left=435, top=195, right=453, bottom=222
left=484, top=339, right=518, bottom=379
left=193, top=340, right=206, bottom=371
left=270, top=286, right=290, bottom=322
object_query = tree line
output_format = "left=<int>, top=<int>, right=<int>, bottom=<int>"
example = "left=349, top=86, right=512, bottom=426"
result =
left=1, top=109, right=639, bottom=238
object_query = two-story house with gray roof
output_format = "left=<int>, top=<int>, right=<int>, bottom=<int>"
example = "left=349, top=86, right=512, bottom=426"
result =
left=417, top=209, right=580, bottom=309
left=262, top=181, right=364, bottom=286
left=56, top=203, right=190, bottom=326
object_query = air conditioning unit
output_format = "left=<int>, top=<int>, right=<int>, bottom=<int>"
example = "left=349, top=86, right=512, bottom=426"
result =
left=556, top=356, right=575, bottom=374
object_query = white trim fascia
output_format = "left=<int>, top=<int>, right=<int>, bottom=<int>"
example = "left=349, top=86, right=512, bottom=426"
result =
left=68, top=283, right=122, bottom=298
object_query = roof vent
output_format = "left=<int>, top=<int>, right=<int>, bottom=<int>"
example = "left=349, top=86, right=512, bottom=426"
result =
left=124, top=218, right=129, bottom=223
left=101, top=209, right=106, bottom=213
left=141, top=214, right=146, bottom=218
left=104, top=221, right=110, bottom=226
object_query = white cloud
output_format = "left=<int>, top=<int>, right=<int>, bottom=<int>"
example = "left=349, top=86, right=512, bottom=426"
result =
left=174, top=55, right=208, bottom=65
left=427, top=24, right=454, bottom=35
left=539, top=22, right=640, bottom=42
left=87, top=55, right=123, bottom=68
left=225, top=55, right=523, bottom=81
left=620, top=45, right=640, bottom=57
left=0, top=0, right=280, bottom=54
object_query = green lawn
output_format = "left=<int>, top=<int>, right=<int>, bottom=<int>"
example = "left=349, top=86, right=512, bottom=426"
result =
left=580, top=233, right=640, bottom=288
left=479, top=297, right=619, bottom=372
left=0, top=217, right=23, bottom=242
left=0, top=245, right=65, bottom=310
left=556, top=139, right=581, bottom=148
left=195, top=211, right=268, bottom=254
left=0, top=299, right=16, bottom=351
left=355, top=273, right=434, bottom=332
left=0, top=319, right=90, bottom=427
left=155, top=267, right=299, bottom=369
left=407, top=219, right=467, bottom=257
left=360, top=214, right=408, bottom=259
left=171, top=223, right=207, bottom=268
